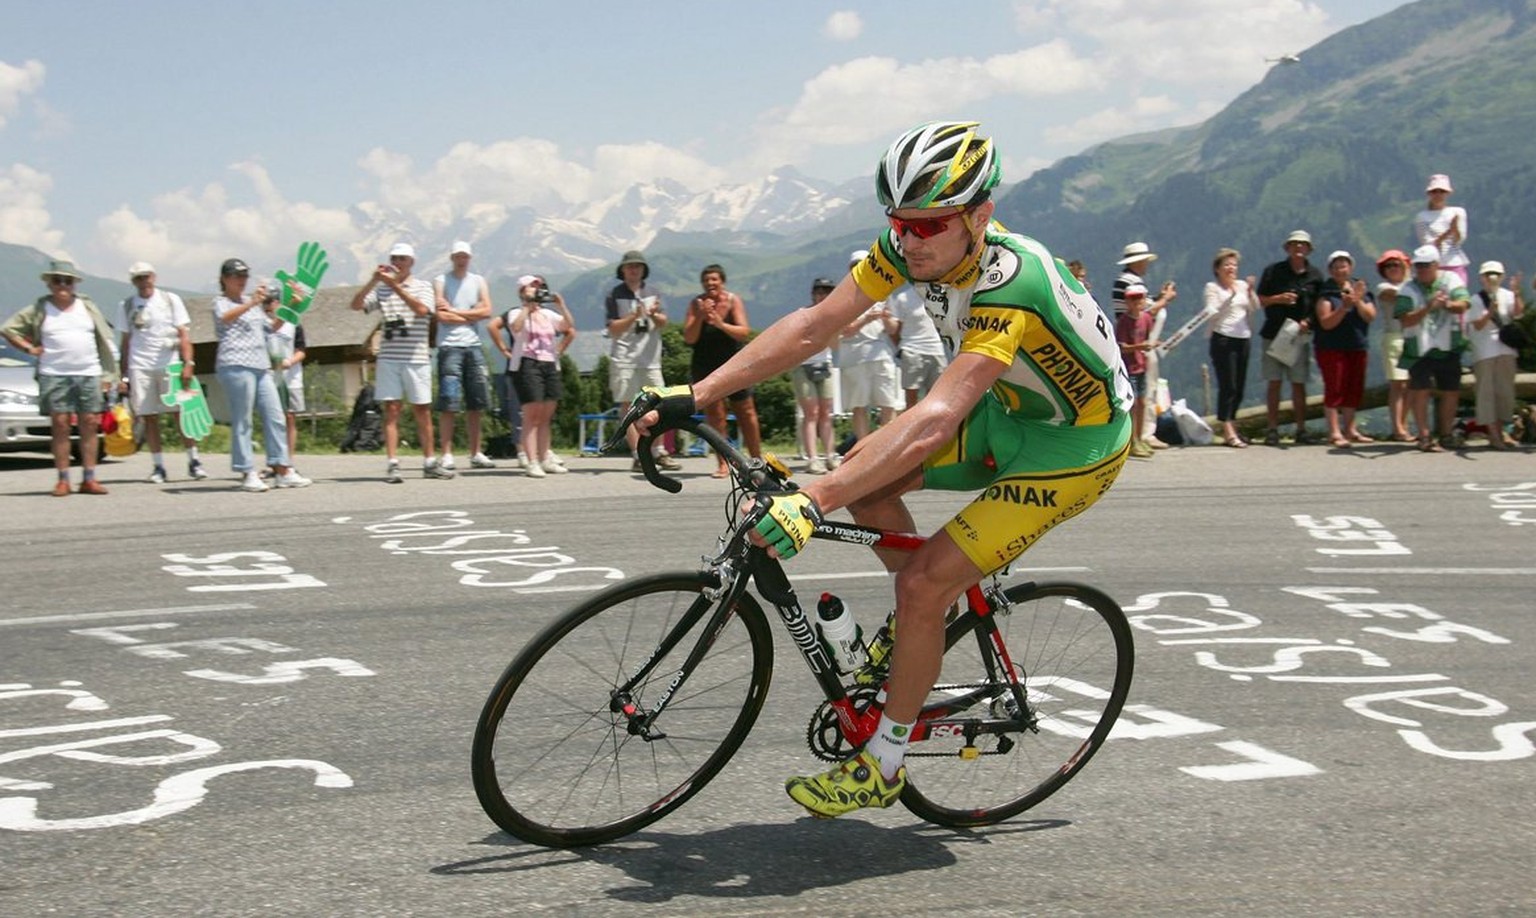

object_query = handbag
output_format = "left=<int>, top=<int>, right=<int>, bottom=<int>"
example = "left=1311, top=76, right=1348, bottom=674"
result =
left=1482, top=290, right=1531, bottom=349
left=804, top=362, right=832, bottom=383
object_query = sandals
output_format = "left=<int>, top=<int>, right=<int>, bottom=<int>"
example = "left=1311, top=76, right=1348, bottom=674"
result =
left=1419, top=436, right=1445, bottom=453
left=1223, top=436, right=1247, bottom=449
left=1330, top=436, right=1353, bottom=449
left=1349, top=433, right=1376, bottom=444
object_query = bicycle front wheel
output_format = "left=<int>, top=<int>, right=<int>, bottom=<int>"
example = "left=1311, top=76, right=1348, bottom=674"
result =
left=472, top=572, right=773, bottom=847
left=901, top=581, right=1133, bottom=827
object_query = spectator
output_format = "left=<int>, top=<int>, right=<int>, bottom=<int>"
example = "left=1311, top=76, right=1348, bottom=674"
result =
left=1256, top=230, right=1324, bottom=445
left=684, top=263, right=762, bottom=478
left=350, top=243, right=452, bottom=483
left=509, top=275, right=575, bottom=478
left=839, top=249, right=903, bottom=444
left=1, top=259, right=116, bottom=496
left=212, top=259, right=310, bottom=492
left=432, top=240, right=496, bottom=472
left=889, top=283, right=947, bottom=409
left=1112, top=242, right=1176, bottom=450
left=1396, top=244, right=1470, bottom=452
left=1314, top=251, right=1377, bottom=448
left=1203, top=248, right=1258, bottom=448
left=1374, top=250, right=1416, bottom=442
left=1414, top=173, right=1470, bottom=287
left=114, top=261, right=206, bottom=483
left=1067, top=259, right=1090, bottom=291
left=604, top=250, right=680, bottom=472
left=486, top=300, right=523, bottom=465
left=262, top=291, right=307, bottom=475
left=1116, top=285, right=1157, bottom=459
left=1467, top=260, right=1524, bottom=450
left=794, top=277, right=840, bottom=474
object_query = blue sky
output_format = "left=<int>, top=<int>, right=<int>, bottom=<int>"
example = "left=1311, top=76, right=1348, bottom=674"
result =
left=0, top=0, right=1407, bottom=287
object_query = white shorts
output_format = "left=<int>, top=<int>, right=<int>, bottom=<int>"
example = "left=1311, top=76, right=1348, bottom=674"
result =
left=280, top=378, right=306, bottom=413
left=840, top=359, right=902, bottom=410
left=900, top=351, right=945, bottom=394
left=127, top=367, right=172, bottom=415
left=376, top=360, right=433, bottom=405
left=610, top=363, right=665, bottom=405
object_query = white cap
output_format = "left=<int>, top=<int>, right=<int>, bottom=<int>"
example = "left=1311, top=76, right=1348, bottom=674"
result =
left=128, top=261, right=155, bottom=278
left=849, top=249, right=869, bottom=267
left=1123, top=283, right=1148, bottom=298
left=1327, top=250, right=1353, bottom=265
left=450, top=240, right=473, bottom=256
left=1426, top=173, right=1453, bottom=193
left=1411, top=244, right=1440, bottom=265
left=516, top=274, right=542, bottom=289
left=1479, top=260, right=1506, bottom=275
left=389, top=242, right=416, bottom=259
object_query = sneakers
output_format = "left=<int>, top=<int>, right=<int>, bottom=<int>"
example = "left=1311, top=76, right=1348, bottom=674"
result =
left=785, top=750, right=905, bottom=819
left=1129, top=441, right=1155, bottom=459
left=384, top=460, right=403, bottom=484
left=187, top=458, right=208, bottom=480
left=147, top=465, right=168, bottom=484
left=542, top=458, right=569, bottom=474
left=239, top=472, right=269, bottom=493
left=274, top=470, right=312, bottom=489
left=807, top=458, right=828, bottom=475
left=77, top=479, right=109, bottom=495
left=439, top=453, right=457, bottom=471
left=424, top=458, right=456, bottom=479
left=516, top=450, right=529, bottom=469
left=656, top=453, right=682, bottom=471
left=470, top=452, right=496, bottom=469
left=526, top=460, right=547, bottom=479
left=828, top=455, right=843, bottom=469
left=1263, top=429, right=1281, bottom=447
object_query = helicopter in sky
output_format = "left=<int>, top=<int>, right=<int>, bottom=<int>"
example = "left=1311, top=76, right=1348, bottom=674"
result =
left=1266, top=53, right=1302, bottom=65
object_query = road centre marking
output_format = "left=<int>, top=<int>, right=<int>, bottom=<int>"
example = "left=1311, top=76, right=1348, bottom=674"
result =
left=1305, top=567, right=1536, bottom=576
left=0, top=604, right=257, bottom=629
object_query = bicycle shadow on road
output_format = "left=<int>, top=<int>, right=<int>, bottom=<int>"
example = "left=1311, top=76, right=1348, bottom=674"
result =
left=433, top=817, right=1067, bottom=903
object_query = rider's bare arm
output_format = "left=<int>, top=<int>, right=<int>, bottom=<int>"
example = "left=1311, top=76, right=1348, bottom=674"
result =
left=797, top=350, right=1009, bottom=516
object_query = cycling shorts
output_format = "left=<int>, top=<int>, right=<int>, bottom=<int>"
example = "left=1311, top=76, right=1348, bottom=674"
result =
left=924, top=394, right=1131, bottom=575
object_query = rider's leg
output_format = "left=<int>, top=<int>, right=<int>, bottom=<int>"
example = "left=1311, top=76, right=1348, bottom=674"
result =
left=845, top=462, right=924, bottom=572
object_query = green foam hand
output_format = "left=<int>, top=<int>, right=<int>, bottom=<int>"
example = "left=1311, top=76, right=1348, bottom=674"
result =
left=161, top=361, right=214, bottom=441
left=274, top=240, right=329, bottom=325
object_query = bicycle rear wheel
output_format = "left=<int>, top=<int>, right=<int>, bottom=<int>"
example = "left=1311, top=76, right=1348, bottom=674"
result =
left=900, top=581, right=1133, bottom=827
left=472, top=572, right=773, bottom=847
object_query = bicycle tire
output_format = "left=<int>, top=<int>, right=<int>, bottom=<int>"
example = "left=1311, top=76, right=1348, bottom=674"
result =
left=471, top=571, right=773, bottom=847
left=900, top=581, right=1134, bottom=827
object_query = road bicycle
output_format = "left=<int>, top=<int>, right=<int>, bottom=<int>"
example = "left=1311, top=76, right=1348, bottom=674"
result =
left=472, top=416, right=1134, bottom=848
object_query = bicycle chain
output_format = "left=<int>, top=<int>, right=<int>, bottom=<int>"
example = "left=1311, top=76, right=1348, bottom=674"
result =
left=804, top=681, right=1031, bottom=762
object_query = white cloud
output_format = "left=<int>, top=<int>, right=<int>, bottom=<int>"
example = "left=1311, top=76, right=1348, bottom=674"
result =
left=823, top=11, right=864, bottom=42
left=1044, top=95, right=1182, bottom=149
left=0, top=59, right=45, bottom=130
left=0, top=163, right=64, bottom=254
left=94, top=162, right=359, bottom=289
left=751, top=40, right=1103, bottom=170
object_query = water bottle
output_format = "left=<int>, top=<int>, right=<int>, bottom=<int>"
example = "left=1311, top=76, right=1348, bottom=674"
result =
left=816, top=592, right=866, bottom=673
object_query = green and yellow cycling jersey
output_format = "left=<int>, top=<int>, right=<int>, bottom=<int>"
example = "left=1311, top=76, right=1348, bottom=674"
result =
left=851, top=225, right=1134, bottom=427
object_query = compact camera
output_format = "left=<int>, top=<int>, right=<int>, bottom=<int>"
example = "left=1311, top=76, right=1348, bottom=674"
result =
left=383, top=315, right=410, bottom=340
left=532, top=288, right=557, bottom=304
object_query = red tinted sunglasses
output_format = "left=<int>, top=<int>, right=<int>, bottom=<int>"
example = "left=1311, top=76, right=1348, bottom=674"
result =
left=887, top=206, right=972, bottom=240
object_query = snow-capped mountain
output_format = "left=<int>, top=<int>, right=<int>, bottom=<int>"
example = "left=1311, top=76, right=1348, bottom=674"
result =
left=341, top=168, right=864, bottom=284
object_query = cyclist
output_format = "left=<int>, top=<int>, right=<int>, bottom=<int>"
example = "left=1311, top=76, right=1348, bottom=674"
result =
left=634, top=121, right=1133, bottom=818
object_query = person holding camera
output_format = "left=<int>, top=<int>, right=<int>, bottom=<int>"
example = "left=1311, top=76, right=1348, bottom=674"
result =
left=510, top=274, right=575, bottom=478
left=605, top=250, right=680, bottom=473
left=213, top=258, right=309, bottom=491
left=350, top=242, right=452, bottom=482
left=1468, top=260, right=1525, bottom=450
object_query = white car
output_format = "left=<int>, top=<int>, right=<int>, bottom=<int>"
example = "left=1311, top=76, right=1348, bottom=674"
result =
left=0, top=339, right=52, bottom=452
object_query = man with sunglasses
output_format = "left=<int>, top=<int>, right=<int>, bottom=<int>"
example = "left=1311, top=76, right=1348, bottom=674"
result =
left=634, top=121, right=1133, bottom=818
left=3, top=260, right=120, bottom=495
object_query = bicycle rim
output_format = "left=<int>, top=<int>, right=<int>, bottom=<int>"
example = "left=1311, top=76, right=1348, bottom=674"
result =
left=471, top=572, right=772, bottom=847
left=901, top=581, right=1134, bottom=827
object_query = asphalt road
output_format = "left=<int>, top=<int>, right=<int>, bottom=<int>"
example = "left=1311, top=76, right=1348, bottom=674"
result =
left=1, top=441, right=1533, bottom=917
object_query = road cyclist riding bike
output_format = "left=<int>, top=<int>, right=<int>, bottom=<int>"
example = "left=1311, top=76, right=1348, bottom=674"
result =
left=631, top=121, right=1137, bottom=818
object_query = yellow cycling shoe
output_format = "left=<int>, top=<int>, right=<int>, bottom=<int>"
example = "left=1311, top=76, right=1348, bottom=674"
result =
left=785, top=750, right=905, bottom=818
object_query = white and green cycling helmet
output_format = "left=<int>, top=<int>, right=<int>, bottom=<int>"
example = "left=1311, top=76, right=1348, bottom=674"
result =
left=876, top=121, right=1001, bottom=210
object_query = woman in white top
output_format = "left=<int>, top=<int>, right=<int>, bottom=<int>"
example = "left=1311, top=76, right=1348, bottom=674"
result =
left=212, top=258, right=310, bottom=491
left=1413, top=173, right=1470, bottom=287
left=1204, top=248, right=1259, bottom=447
left=1467, top=260, right=1525, bottom=449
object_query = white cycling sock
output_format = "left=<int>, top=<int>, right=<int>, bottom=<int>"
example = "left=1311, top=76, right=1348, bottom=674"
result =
left=864, top=712, right=913, bottom=782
